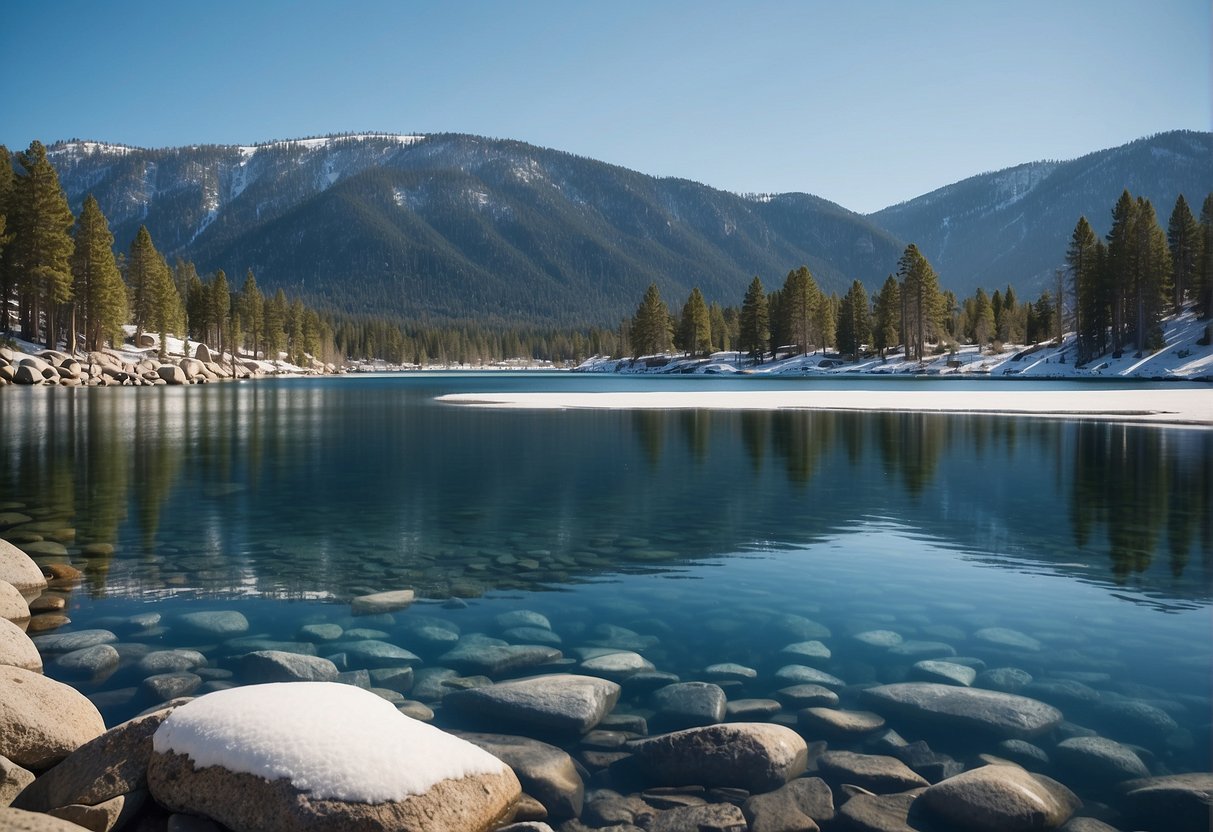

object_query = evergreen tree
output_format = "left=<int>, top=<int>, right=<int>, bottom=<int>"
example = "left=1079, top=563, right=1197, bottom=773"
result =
left=779, top=266, right=819, bottom=355
left=677, top=287, right=711, bottom=357
left=126, top=226, right=161, bottom=341
left=972, top=288, right=995, bottom=346
left=896, top=244, right=942, bottom=361
left=991, top=289, right=1003, bottom=338
left=240, top=270, right=264, bottom=358
left=836, top=280, right=871, bottom=360
left=1199, top=194, right=1213, bottom=320
left=0, top=145, right=12, bottom=330
left=210, top=270, right=231, bottom=354
left=1067, top=216, right=1104, bottom=364
left=708, top=301, right=728, bottom=352
left=1127, top=198, right=1171, bottom=352
left=264, top=288, right=288, bottom=359
left=147, top=252, right=183, bottom=359
left=872, top=274, right=900, bottom=358
left=631, top=283, right=672, bottom=357
left=1105, top=189, right=1137, bottom=354
left=738, top=276, right=769, bottom=361
left=185, top=268, right=208, bottom=342
left=814, top=291, right=837, bottom=352
left=70, top=195, right=128, bottom=352
left=1167, top=194, right=1200, bottom=314
left=10, top=141, right=75, bottom=347
left=1001, top=284, right=1020, bottom=342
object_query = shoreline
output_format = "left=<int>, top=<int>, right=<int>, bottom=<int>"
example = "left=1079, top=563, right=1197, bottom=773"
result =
left=436, top=389, right=1213, bottom=426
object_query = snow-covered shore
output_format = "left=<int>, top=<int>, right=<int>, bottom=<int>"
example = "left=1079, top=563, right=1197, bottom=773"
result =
left=574, top=310, right=1213, bottom=382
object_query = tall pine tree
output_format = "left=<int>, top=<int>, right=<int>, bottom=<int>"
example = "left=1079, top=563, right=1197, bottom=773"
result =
left=836, top=280, right=871, bottom=361
left=677, top=287, right=711, bottom=357
left=1167, top=194, right=1200, bottom=314
left=1067, top=216, right=1104, bottom=364
left=738, top=276, right=769, bottom=362
left=631, top=283, right=672, bottom=357
left=779, top=266, right=819, bottom=355
left=1105, top=189, right=1137, bottom=355
left=70, top=195, right=128, bottom=352
left=896, top=244, right=942, bottom=361
left=10, top=141, right=75, bottom=347
left=872, top=274, right=900, bottom=358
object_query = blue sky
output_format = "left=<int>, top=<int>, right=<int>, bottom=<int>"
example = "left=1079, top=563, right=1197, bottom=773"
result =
left=1, top=0, right=1208, bottom=212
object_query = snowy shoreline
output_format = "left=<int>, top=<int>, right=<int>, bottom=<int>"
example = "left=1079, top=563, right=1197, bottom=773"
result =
left=437, top=388, right=1212, bottom=427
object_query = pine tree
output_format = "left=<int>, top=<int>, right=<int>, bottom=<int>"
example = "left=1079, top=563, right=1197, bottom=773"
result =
left=211, top=270, right=231, bottom=354
left=70, top=195, right=128, bottom=352
left=872, top=274, right=900, bottom=358
left=1067, top=216, right=1103, bottom=364
left=1127, top=198, right=1171, bottom=353
left=185, top=268, right=208, bottom=342
left=677, top=287, right=711, bottom=357
left=779, top=266, right=819, bottom=355
left=1001, top=284, right=1020, bottom=343
left=1167, top=195, right=1200, bottom=314
left=0, top=145, right=12, bottom=331
left=240, top=270, right=264, bottom=359
left=126, top=226, right=161, bottom=342
left=264, top=288, right=288, bottom=359
left=147, top=251, right=183, bottom=359
left=896, top=244, right=942, bottom=361
left=1199, top=194, right=1213, bottom=320
left=814, top=292, right=837, bottom=353
left=10, top=141, right=75, bottom=347
left=708, top=302, right=728, bottom=351
left=1105, top=189, right=1137, bottom=355
left=972, top=288, right=995, bottom=346
left=738, top=276, right=769, bottom=361
left=631, top=283, right=672, bottom=357
left=836, top=280, right=871, bottom=360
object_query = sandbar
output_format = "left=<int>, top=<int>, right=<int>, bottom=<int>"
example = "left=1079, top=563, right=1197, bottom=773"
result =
left=437, top=388, right=1212, bottom=426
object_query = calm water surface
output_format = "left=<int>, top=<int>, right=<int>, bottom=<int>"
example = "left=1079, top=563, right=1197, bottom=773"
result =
left=1, top=374, right=1209, bottom=789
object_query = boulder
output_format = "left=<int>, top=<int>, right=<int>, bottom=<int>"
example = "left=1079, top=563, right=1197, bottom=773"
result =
left=239, top=651, right=339, bottom=683
left=797, top=707, right=885, bottom=739
left=137, top=650, right=207, bottom=675
left=194, top=344, right=213, bottom=362
left=629, top=722, right=808, bottom=793
left=1, top=755, right=35, bottom=808
left=919, top=764, right=1080, bottom=832
left=0, top=807, right=99, bottom=830
left=53, top=645, right=120, bottom=679
left=13, top=365, right=42, bottom=385
left=742, top=776, right=835, bottom=832
left=646, top=802, right=746, bottom=832
left=176, top=610, right=249, bottom=637
left=815, top=750, right=929, bottom=794
left=0, top=665, right=106, bottom=770
left=650, top=681, right=726, bottom=730
left=147, top=682, right=520, bottom=832
left=1118, top=772, right=1213, bottom=832
left=179, top=358, right=204, bottom=378
left=1053, top=736, right=1149, bottom=785
left=350, top=589, right=415, bottom=615
left=31, top=630, right=117, bottom=655
left=835, top=790, right=923, bottom=832
left=157, top=365, right=187, bottom=385
left=443, top=674, right=619, bottom=736
left=0, top=619, right=41, bottom=672
left=438, top=638, right=561, bottom=676
left=911, top=660, right=977, bottom=687
left=456, top=732, right=583, bottom=820
left=860, top=683, right=1062, bottom=739
left=579, top=651, right=654, bottom=681
left=0, top=541, right=47, bottom=598
left=12, top=708, right=173, bottom=816
left=329, top=639, right=419, bottom=669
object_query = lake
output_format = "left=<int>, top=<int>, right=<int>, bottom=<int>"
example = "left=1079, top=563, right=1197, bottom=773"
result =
left=2, top=373, right=1210, bottom=817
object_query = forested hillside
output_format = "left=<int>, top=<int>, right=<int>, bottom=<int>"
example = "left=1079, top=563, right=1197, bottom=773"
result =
left=46, top=134, right=903, bottom=326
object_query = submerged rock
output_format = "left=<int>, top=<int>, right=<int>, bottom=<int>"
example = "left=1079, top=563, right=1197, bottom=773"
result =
left=443, top=674, right=620, bottom=736
left=176, top=611, right=249, bottom=637
left=650, top=682, right=727, bottom=730
left=919, top=764, right=1079, bottom=832
left=860, top=683, right=1063, bottom=739
left=239, top=651, right=340, bottom=684
left=1053, top=736, right=1149, bottom=785
left=816, top=750, right=929, bottom=793
left=439, top=638, right=561, bottom=676
left=456, top=732, right=584, bottom=821
left=742, top=776, right=834, bottom=831
left=1118, top=772, right=1213, bottom=832
left=630, top=722, right=808, bottom=793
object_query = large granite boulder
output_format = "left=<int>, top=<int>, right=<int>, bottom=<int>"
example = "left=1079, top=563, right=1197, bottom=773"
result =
left=350, top=589, right=414, bottom=615
left=0, top=666, right=106, bottom=770
left=239, top=651, right=339, bottom=683
left=1118, top=772, right=1213, bottom=832
left=456, top=732, right=583, bottom=820
left=147, top=683, right=521, bottom=832
left=157, top=365, right=187, bottom=385
left=815, top=750, right=929, bottom=793
left=860, top=682, right=1063, bottom=739
left=1, top=755, right=35, bottom=808
left=650, top=681, right=727, bottom=730
left=13, top=707, right=174, bottom=817
left=0, top=581, right=31, bottom=625
left=0, top=541, right=46, bottom=599
left=919, top=764, right=1080, bottom=831
left=0, top=619, right=41, bottom=672
left=629, top=722, right=808, bottom=793
left=742, top=776, right=835, bottom=832
left=443, top=674, right=620, bottom=736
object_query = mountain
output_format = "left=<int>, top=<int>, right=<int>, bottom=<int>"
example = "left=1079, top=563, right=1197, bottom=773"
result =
left=868, top=130, right=1213, bottom=298
left=45, top=134, right=903, bottom=326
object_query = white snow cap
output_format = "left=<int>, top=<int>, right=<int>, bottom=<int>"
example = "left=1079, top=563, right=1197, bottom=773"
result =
left=153, top=682, right=507, bottom=803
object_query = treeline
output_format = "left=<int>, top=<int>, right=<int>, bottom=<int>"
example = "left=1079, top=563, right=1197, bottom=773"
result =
left=627, top=192, right=1213, bottom=365
left=1066, top=191, right=1212, bottom=365
left=0, top=141, right=340, bottom=366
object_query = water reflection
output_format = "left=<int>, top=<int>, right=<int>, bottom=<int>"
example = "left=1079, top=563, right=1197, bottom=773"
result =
left=0, top=379, right=1209, bottom=605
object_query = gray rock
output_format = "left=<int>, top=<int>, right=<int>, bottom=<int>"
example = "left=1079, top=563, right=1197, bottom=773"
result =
left=798, top=708, right=885, bottom=739
left=853, top=629, right=903, bottom=648
left=495, top=610, right=552, bottom=631
left=1093, top=700, right=1179, bottom=745
left=995, top=739, right=1051, bottom=769
left=141, top=672, right=202, bottom=701
left=977, top=667, right=1033, bottom=692
left=221, top=637, right=317, bottom=656
left=742, top=776, right=834, bottom=831
left=835, top=789, right=923, bottom=832
left=443, top=674, right=620, bottom=735
left=774, top=665, right=844, bottom=688
left=12, top=708, right=173, bottom=813
left=774, top=685, right=838, bottom=709
left=651, top=682, right=727, bottom=730
left=330, top=639, right=420, bottom=669
left=411, top=667, right=461, bottom=701
left=816, top=750, right=929, bottom=793
left=919, top=764, right=1079, bottom=832
left=53, top=644, right=120, bottom=679
left=769, top=614, right=831, bottom=641
left=158, top=365, right=187, bottom=384
left=368, top=667, right=414, bottom=694
left=0, top=666, right=106, bottom=770
left=630, top=722, right=808, bottom=793
left=138, top=650, right=207, bottom=675
left=647, top=802, right=746, bottom=832
left=780, top=640, right=831, bottom=663
left=1025, top=679, right=1102, bottom=708
left=1118, top=772, right=1213, bottom=832
left=725, top=699, right=781, bottom=720
left=350, top=589, right=415, bottom=615
left=974, top=627, right=1042, bottom=651
left=703, top=663, right=758, bottom=681
left=911, top=660, right=976, bottom=687
left=31, top=629, right=117, bottom=654
left=439, top=638, right=561, bottom=676
left=1054, top=736, right=1149, bottom=784
left=239, top=650, right=340, bottom=683
left=397, top=620, right=460, bottom=651
left=503, top=626, right=562, bottom=646
left=860, top=682, right=1063, bottom=739
left=456, top=732, right=583, bottom=820
left=0, top=619, right=40, bottom=672
left=887, top=640, right=957, bottom=659
left=579, top=650, right=653, bottom=680
left=176, top=611, right=249, bottom=637
left=296, top=623, right=343, bottom=642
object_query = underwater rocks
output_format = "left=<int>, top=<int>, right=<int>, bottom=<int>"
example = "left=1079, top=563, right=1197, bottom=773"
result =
left=860, top=683, right=1063, bottom=739
left=444, top=674, right=621, bottom=736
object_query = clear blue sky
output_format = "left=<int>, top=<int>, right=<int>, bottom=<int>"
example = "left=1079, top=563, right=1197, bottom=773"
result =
left=2, top=0, right=1208, bottom=213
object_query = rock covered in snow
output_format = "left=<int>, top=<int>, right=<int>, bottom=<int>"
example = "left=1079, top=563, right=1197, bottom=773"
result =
left=148, top=682, right=520, bottom=832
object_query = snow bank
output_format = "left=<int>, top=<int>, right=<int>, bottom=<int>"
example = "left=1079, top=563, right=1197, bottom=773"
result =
left=152, top=682, right=507, bottom=802
left=437, top=388, right=1212, bottom=426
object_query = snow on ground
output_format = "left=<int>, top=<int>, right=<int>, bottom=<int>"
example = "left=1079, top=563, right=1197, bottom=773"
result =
left=153, top=683, right=507, bottom=802
left=575, top=309, right=1213, bottom=382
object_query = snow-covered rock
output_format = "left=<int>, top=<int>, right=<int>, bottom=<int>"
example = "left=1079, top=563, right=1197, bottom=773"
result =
left=148, top=682, right=520, bottom=832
